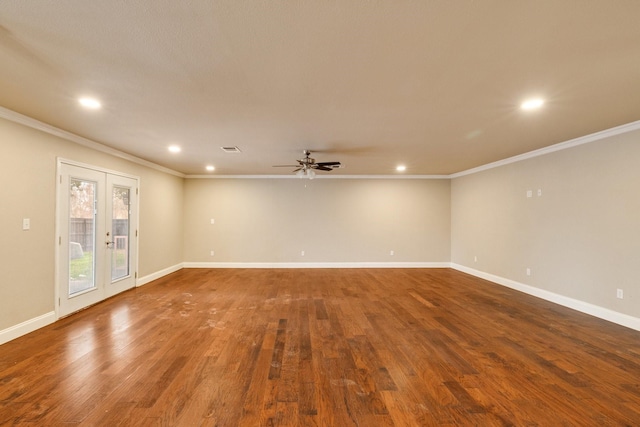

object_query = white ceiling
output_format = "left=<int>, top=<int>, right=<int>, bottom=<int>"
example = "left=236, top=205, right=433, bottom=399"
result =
left=1, top=1, right=639, bottom=176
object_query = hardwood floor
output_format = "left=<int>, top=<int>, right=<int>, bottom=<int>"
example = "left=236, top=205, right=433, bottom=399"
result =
left=1, top=268, right=640, bottom=426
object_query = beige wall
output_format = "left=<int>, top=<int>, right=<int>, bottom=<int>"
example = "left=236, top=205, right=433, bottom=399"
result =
left=184, top=178, right=451, bottom=263
left=0, top=117, right=184, bottom=331
left=451, top=128, right=640, bottom=318
left=137, top=170, right=184, bottom=276
left=4, top=108, right=639, bottom=335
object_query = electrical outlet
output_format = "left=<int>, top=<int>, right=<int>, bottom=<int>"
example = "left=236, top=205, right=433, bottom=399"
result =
left=474, top=256, right=477, bottom=262
left=390, top=250, right=394, bottom=256
left=210, top=218, right=215, bottom=225
left=301, top=250, right=305, bottom=256
left=210, top=250, right=215, bottom=256
left=526, top=190, right=533, bottom=198
left=526, top=268, right=531, bottom=276
left=617, top=289, right=623, bottom=299
left=537, top=189, right=542, bottom=197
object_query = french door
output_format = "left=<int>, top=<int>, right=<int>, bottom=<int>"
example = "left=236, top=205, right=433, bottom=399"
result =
left=57, top=162, right=138, bottom=317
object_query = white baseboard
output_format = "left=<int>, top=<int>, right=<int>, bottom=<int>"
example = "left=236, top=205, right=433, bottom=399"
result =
left=183, top=261, right=451, bottom=269
left=8, top=263, right=632, bottom=348
left=451, top=263, right=640, bottom=332
left=0, top=264, right=184, bottom=346
left=137, top=263, right=184, bottom=287
left=0, top=311, right=56, bottom=346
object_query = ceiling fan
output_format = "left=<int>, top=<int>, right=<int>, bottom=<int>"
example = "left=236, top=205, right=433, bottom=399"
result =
left=273, top=150, right=341, bottom=178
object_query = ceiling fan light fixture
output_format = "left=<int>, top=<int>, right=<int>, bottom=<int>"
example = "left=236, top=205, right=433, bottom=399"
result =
left=276, top=150, right=340, bottom=178
left=295, top=168, right=316, bottom=179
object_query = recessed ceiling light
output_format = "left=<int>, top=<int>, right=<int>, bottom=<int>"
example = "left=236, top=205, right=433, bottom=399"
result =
left=206, top=165, right=215, bottom=172
left=168, top=145, right=181, bottom=153
left=520, top=98, right=544, bottom=110
left=396, top=165, right=407, bottom=172
left=78, top=97, right=101, bottom=109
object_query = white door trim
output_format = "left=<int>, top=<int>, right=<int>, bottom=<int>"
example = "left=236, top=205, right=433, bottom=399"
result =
left=55, top=158, right=140, bottom=319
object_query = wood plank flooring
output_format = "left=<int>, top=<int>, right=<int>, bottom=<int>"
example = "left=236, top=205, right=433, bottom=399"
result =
left=1, top=268, right=640, bottom=425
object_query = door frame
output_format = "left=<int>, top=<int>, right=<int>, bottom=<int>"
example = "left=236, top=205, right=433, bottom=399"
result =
left=54, top=158, right=140, bottom=319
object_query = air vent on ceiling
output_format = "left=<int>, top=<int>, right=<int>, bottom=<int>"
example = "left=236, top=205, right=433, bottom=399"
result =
left=220, top=146, right=241, bottom=153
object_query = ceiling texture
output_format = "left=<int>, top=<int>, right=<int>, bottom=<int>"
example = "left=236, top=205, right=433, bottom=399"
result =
left=1, top=1, right=639, bottom=176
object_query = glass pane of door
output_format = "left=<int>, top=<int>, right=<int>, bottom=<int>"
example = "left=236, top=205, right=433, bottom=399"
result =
left=111, top=186, right=130, bottom=281
left=69, top=178, right=97, bottom=295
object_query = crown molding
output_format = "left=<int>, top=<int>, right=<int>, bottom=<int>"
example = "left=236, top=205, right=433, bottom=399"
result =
left=186, top=174, right=449, bottom=179
left=0, top=106, right=185, bottom=178
left=189, top=120, right=640, bottom=180
left=3, top=105, right=639, bottom=181
left=450, top=120, right=640, bottom=179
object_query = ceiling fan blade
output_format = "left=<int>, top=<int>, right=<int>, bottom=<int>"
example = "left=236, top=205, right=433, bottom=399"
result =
left=277, top=151, right=341, bottom=174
